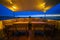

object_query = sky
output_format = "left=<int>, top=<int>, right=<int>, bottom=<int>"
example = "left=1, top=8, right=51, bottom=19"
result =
left=0, top=4, right=13, bottom=16
left=46, top=4, right=60, bottom=14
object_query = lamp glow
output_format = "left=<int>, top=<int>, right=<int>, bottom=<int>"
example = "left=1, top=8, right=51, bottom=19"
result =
left=12, top=6, right=17, bottom=9
left=44, top=6, right=51, bottom=12
left=36, top=2, right=46, bottom=11
left=6, top=0, right=13, bottom=4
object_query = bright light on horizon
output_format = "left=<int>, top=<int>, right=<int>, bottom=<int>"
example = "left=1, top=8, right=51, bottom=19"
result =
left=15, top=14, right=60, bottom=17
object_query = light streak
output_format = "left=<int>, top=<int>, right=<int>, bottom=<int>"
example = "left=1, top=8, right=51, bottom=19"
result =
left=15, top=14, right=60, bottom=17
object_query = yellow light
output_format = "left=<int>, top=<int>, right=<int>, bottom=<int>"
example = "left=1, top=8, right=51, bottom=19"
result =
left=12, top=6, right=17, bottom=9
left=36, top=2, right=46, bottom=11
left=36, top=2, right=51, bottom=12
left=10, top=1, right=13, bottom=4
left=8, top=5, right=19, bottom=11
left=40, top=3, right=45, bottom=8
left=0, top=21, right=4, bottom=30
left=6, top=0, right=13, bottom=4
left=7, top=6, right=16, bottom=11
left=44, top=6, right=51, bottom=12
left=9, top=7, right=15, bottom=11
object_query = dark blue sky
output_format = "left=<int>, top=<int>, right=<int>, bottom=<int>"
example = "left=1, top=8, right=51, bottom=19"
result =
left=0, top=4, right=13, bottom=16
left=46, top=4, right=60, bottom=14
